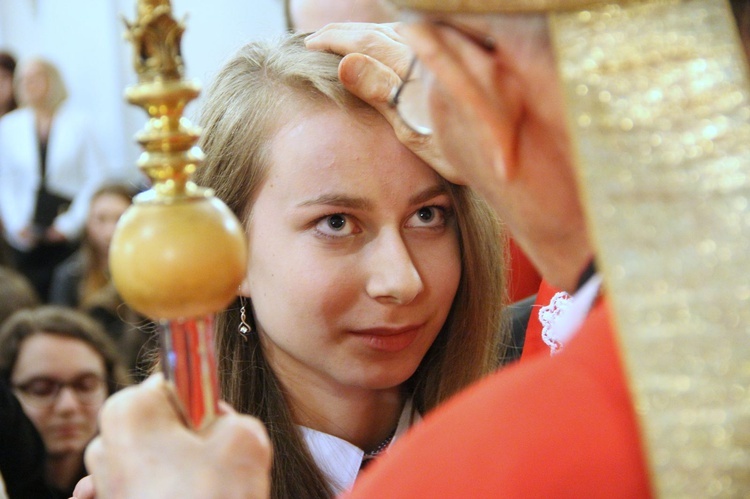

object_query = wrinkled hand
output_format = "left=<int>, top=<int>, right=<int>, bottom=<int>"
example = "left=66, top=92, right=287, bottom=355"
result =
left=74, top=374, right=272, bottom=499
left=306, top=22, right=464, bottom=185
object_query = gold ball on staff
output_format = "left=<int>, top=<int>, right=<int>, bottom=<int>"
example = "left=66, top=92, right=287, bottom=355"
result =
left=109, top=193, right=247, bottom=320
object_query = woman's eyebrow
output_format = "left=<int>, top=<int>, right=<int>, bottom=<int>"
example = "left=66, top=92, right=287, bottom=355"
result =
left=296, top=184, right=447, bottom=210
left=296, top=194, right=373, bottom=210
left=410, top=184, right=449, bottom=206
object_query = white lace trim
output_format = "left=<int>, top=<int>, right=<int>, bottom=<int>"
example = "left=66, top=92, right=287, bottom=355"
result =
left=539, top=291, right=574, bottom=355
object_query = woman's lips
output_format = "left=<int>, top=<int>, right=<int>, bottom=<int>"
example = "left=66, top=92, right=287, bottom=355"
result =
left=351, top=325, right=422, bottom=352
left=51, top=424, right=84, bottom=439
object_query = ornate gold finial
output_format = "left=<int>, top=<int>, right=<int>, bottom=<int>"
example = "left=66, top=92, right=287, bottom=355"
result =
left=122, top=0, right=201, bottom=198
left=111, top=0, right=247, bottom=429
left=125, top=0, right=185, bottom=82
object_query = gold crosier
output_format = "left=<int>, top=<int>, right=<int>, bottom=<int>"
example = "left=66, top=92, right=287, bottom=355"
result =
left=391, top=0, right=750, bottom=496
left=110, top=0, right=247, bottom=430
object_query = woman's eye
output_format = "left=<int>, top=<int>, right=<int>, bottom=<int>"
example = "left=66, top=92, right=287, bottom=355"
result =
left=315, top=214, right=357, bottom=238
left=25, top=379, right=57, bottom=396
left=407, top=206, right=448, bottom=228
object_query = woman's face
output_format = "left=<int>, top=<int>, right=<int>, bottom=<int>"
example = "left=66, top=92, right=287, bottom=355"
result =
left=18, top=61, right=49, bottom=108
left=242, top=106, right=461, bottom=400
left=87, top=192, right=131, bottom=259
left=10, top=333, right=106, bottom=457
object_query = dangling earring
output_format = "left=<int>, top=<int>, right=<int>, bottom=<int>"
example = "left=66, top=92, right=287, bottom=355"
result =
left=238, top=296, right=253, bottom=342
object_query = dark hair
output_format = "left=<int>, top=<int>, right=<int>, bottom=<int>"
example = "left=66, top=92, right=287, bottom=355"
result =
left=0, top=51, right=16, bottom=74
left=0, top=51, right=17, bottom=113
left=0, top=306, right=131, bottom=394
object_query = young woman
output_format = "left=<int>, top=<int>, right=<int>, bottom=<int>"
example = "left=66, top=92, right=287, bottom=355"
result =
left=49, top=184, right=150, bottom=378
left=0, top=306, right=129, bottom=498
left=50, top=184, right=135, bottom=310
left=189, top=33, right=507, bottom=498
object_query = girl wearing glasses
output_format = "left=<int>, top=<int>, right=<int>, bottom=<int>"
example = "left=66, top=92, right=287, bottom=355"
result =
left=0, top=306, right=129, bottom=498
left=184, top=33, right=507, bottom=498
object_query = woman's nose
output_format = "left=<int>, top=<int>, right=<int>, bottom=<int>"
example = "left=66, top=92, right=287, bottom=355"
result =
left=53, top=385, right=82, bottom=412
left=365, top=230, right=424, bottom=305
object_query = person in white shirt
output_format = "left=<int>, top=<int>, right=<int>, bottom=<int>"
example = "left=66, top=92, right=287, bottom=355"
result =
left=0, top=58, right=109, bottom=300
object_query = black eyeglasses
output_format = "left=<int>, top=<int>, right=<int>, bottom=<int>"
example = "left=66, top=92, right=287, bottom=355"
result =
left=13, top=373, right=107, bottom=408
left=390, top=20, right=497, bottom=136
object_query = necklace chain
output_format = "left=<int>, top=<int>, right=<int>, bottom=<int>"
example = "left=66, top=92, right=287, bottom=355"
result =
left=364, top=428, right=396, bottom=458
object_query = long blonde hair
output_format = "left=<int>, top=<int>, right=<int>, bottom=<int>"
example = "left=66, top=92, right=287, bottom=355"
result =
left=194, top=33, right=507, bottom=498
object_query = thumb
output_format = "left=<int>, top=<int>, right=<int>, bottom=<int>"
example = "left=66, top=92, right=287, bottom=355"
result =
left=338, top=53, right=432, bottom=155
left=339, top=53, right=401, bottom=117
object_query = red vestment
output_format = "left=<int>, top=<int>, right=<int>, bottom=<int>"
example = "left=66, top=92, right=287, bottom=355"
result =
left=347, top=298, right=652, bottom=498
left=507, top=238, right=542, bottom=302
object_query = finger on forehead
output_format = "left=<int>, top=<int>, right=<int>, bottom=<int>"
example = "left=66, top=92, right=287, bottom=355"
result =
left=339, top=53, right=402, bottom=104
left=338, top=52, right=442, bottom=171
left=306, top=27, right=412, bottom=77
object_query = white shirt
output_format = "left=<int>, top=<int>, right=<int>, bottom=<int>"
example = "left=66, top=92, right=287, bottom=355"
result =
left=0, top=102, right=109, bottom=248
left=300, top=399, right=421, bottom=495
left=548, top=273, right=604, bottom=350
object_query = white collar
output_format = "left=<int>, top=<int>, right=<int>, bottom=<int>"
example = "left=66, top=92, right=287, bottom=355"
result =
left=537, top=273, right=604, bottom=356
left=546, top=273, right=603, bottom=353
left=299, top=398, right=420, bottom=495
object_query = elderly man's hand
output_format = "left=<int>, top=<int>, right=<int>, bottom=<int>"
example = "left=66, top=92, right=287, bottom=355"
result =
left=73, top=374, right=271, bottom=499
left=306, top=22, right=465, bottom=185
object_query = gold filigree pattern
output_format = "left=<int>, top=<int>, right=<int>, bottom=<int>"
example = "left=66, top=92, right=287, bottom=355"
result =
left=123, top=0, right=200, bottom=197
left=552, top=0, right=750, bottom=495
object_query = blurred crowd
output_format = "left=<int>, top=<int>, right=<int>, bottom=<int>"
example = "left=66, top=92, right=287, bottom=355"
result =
left=0, top=51, right=153, bottom=498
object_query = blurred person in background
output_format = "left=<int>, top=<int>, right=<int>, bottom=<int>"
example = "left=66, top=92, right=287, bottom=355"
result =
left=0, top=58, right=109, bottom=301
left=0, top=306, right=129, bottom=498
left=49, top=184, right=134, bottom=310
left=0, top=266, right=45, bottom=498
left=49, top=184, right=151, bottom=380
